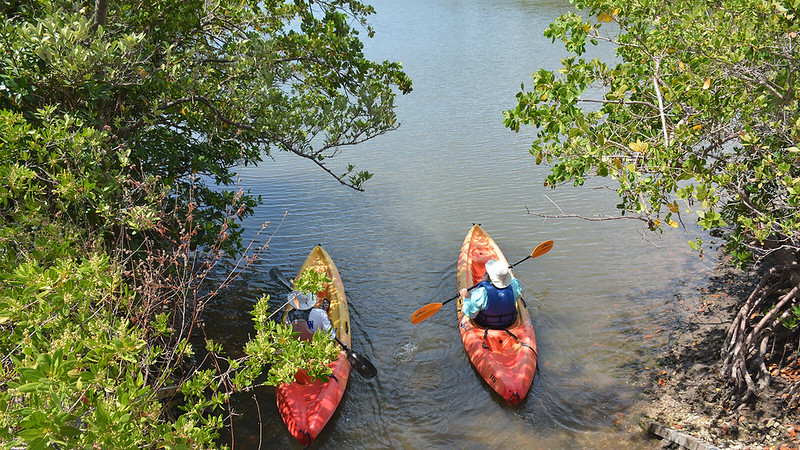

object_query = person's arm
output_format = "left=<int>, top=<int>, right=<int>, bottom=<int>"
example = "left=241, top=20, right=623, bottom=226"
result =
left=461, top=286, right=488, bottom=319
left=511, top=278, right=522, bottom=301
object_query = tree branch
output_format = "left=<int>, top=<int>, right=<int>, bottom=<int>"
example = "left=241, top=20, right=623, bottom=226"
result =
left=93, top=0, right=108, bottom=30
left=652, top=55, right=670, bottom=149
left=578, top=98, right=657, bottom=109
left=282, top=144, right=365, bottom=191
left=523, top=206, right=650, bottom=223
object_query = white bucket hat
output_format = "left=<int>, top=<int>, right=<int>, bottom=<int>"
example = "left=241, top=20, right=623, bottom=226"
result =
left=485, top=259, right=511, bottom=289
left=289, top=291, right=316, bottom=310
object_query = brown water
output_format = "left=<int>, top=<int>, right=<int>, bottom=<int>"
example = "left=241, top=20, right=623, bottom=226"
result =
left=207, top=0, right=719, bottom=447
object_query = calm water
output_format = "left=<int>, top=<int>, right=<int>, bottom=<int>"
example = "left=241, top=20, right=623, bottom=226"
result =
left=208, top=0, right=718, bottom=448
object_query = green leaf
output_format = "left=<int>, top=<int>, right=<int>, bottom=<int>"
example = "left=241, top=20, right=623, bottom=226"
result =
left=18, top=382, right=43, bottom=393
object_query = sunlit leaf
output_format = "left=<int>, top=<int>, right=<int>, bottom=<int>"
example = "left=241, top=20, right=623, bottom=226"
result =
left=668, top=202, right=679, bottom=213
left=628, top=141, right=648, bottom=153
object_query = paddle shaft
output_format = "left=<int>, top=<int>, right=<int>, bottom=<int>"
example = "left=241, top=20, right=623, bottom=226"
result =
left=267, top=298, right=295, bottom=320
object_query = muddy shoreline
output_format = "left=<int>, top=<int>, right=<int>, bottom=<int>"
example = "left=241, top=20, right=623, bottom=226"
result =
left=630, top=257, right=800, bottom=449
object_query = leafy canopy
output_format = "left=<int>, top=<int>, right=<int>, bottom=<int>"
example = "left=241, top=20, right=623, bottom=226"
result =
left=504, top=0, right=799, bottom=266
left=2, top=0, right=411, bottom=250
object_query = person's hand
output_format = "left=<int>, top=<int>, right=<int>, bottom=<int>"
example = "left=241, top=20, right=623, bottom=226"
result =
left=459, top=288, right=468, bottom=299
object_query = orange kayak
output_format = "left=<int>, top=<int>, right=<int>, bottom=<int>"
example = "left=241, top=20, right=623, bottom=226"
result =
left=276, top=246, right=351, bottom=446
left=456, top=225, right=538, bottom=405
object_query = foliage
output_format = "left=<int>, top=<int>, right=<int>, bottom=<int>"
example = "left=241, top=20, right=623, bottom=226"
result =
left=505, top=0, right=800, bottom=407
left=240, top=296, right=339, bottom=387
left=0, top=255, right=337, bottom=448
left=0, top=254, right=185, bottom=448
left=0, top=105, right=334, bottom=448
left=292, top=267, right=334, bottom=295
left=0, top=107, right=121, bottom=262
left=1, top=0, right=403, bottom=447
left=782, top=304, right=800, bottom=330
left=2, top=0, right=411, bottom=251
left=504, top=0, right=799, bottom=267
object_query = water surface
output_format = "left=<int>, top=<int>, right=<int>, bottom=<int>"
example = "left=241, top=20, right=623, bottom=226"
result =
left=208, top=1, right=717, bottom=447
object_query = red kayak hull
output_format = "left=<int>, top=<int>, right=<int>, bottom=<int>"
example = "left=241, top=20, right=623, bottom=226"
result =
left=456, top=225, right=538, bottom=405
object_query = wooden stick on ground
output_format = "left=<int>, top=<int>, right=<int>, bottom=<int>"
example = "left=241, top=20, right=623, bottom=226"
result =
left=643, top=420, right=721, bottom=450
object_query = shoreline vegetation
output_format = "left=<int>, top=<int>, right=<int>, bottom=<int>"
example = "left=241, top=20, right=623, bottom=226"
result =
left=504, top=0, right=800, bottom=446
left=0, top=1, right=411, bottom=447
left=634, top=254, right=800, bottom=449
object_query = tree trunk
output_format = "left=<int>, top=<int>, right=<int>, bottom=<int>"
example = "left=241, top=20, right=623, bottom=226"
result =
left=93, top=0, right=108, bottom=29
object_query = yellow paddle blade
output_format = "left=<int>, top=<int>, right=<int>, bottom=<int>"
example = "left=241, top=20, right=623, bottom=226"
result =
left=531, top=240, right=554, bottom=258
left=410, top=302, right=443, bottom=324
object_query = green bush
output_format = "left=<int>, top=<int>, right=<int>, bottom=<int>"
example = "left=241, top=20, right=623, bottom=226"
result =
left=1, top=0, right=407, bottom=445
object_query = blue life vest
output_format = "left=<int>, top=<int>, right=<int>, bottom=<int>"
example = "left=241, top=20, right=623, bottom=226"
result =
left=474, top=280, right=518, bottom=329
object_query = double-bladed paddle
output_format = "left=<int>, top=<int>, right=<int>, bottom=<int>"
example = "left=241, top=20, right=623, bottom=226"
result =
left=269, top=267, right=377, bottom=379
left=409, top=240, right=554, bottom=325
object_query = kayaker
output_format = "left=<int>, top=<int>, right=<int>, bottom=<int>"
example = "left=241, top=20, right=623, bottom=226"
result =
left=459, top=259, right=521, bottom=329
left=285, top=292, right=335, bottom=340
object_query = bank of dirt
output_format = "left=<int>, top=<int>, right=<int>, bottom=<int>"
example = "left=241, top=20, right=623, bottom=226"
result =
left=629, top=256, right=800, bottom=449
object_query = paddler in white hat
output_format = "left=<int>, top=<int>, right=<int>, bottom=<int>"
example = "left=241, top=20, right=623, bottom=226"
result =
left=459, top=259, right=522, bottom=329
left=285, top=291, right=335, bottom=340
